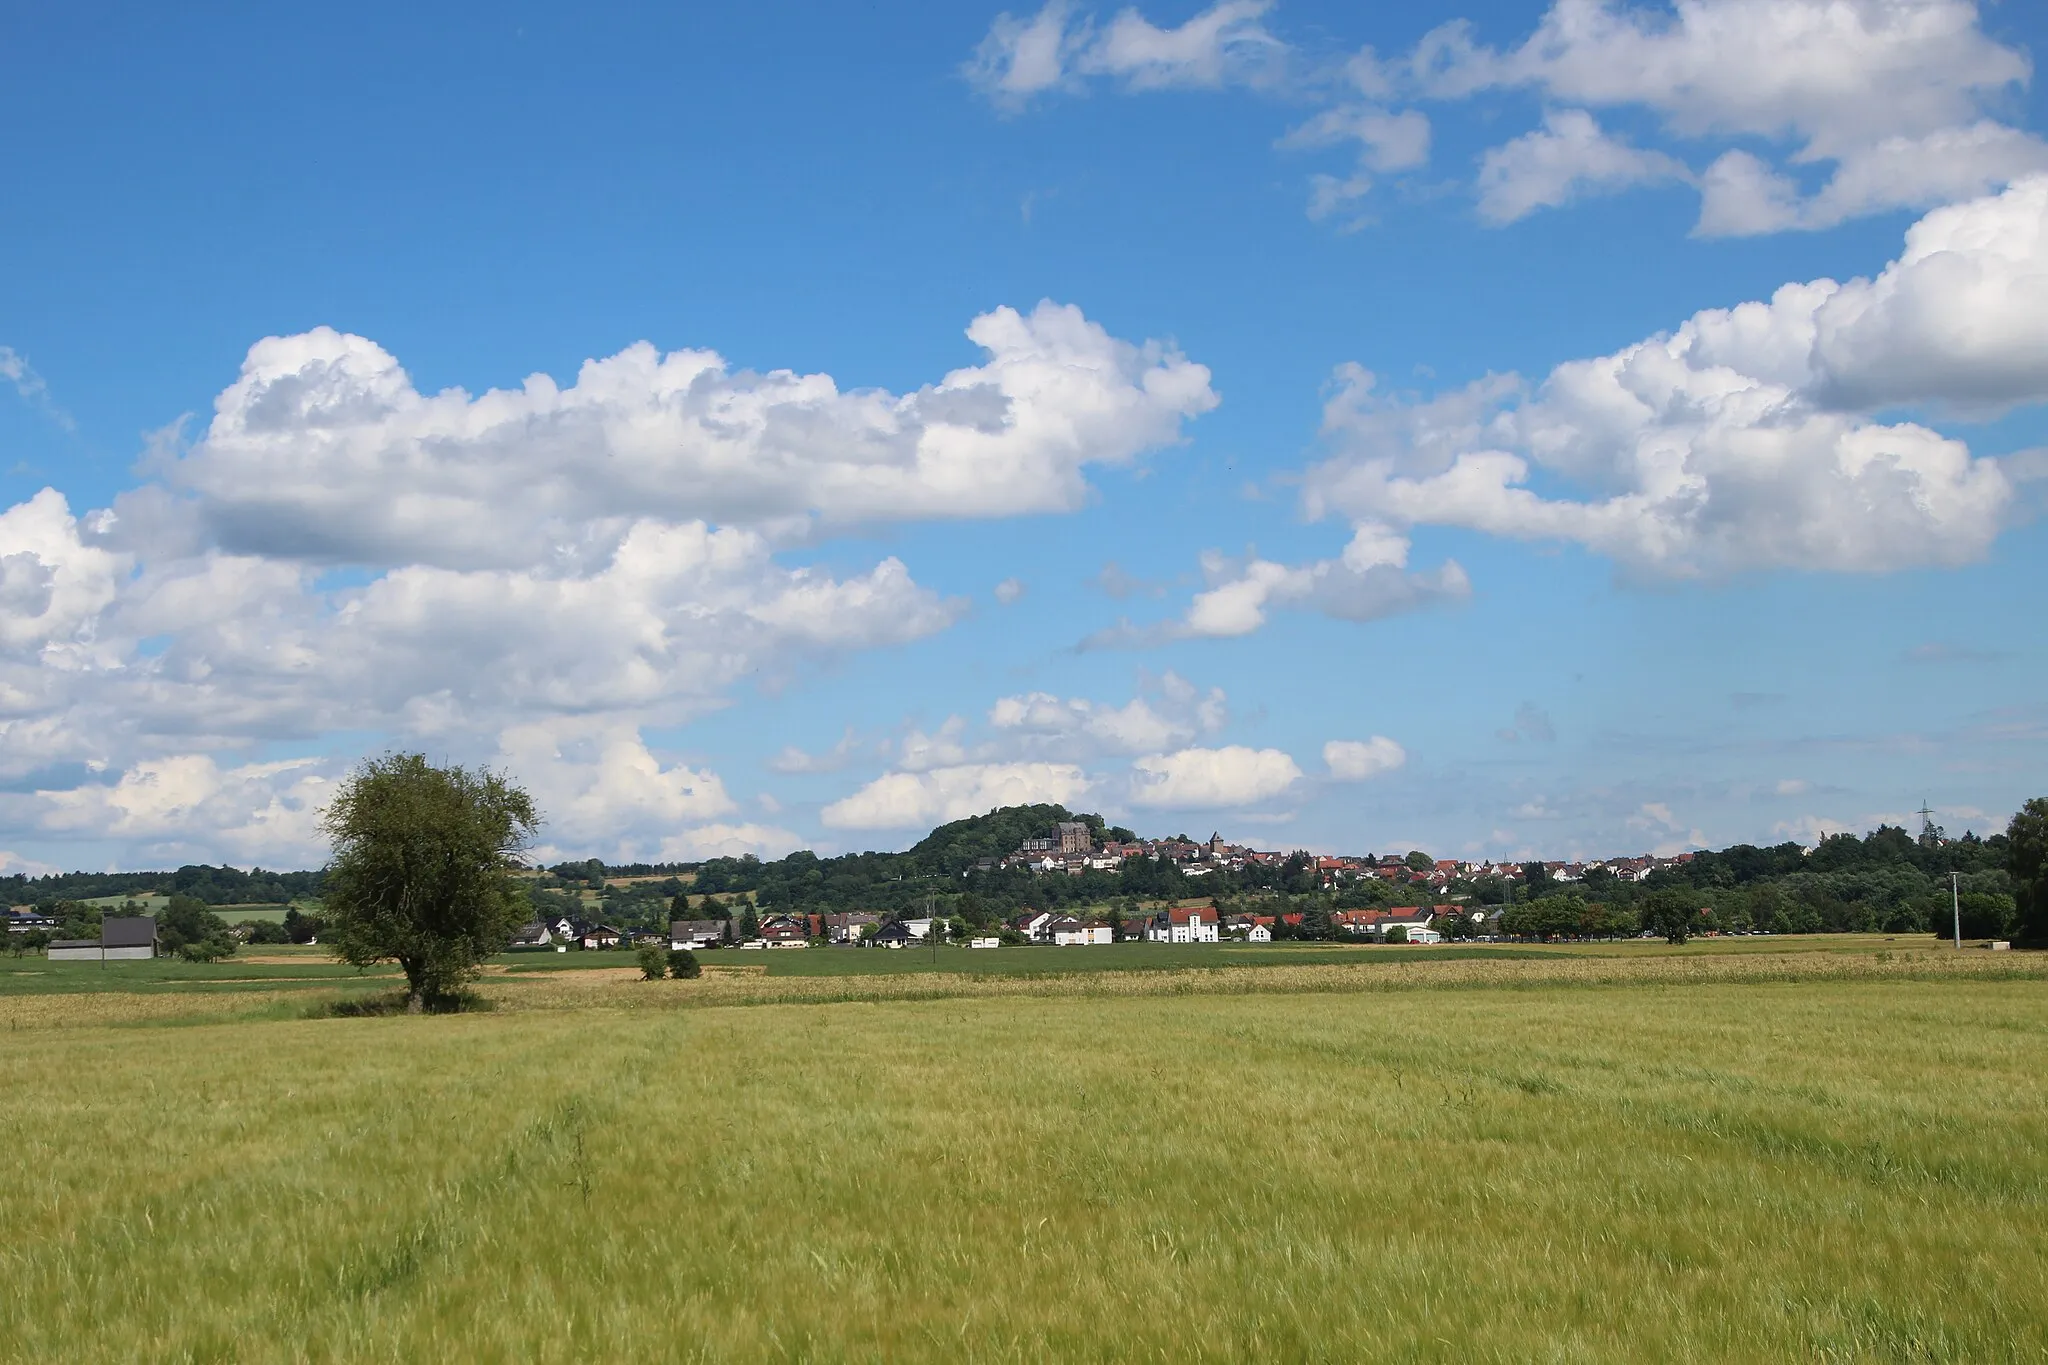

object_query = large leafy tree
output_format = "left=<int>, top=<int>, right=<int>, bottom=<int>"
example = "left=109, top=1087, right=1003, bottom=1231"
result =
left=158, top=894, right=237, bottom=961
left=1641, top=888, right=1698, bottom=945
left=321, top=754, right=541, bottom=1012
left=2009, top=798, right=2048, bottom=946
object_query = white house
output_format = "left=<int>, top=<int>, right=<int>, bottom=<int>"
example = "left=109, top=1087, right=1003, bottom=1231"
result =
left=1167, top=907, right=1220, bottom=944
left=1014, top=911, right=1054, bottom=942
left=1244, top=923, right=1272, bottom=943
left=1052, top=920, right=1112, bottom=946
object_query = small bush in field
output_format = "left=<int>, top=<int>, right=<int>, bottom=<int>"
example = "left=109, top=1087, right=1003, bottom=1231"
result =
left=667, top=947, right=702, bottom=980
left=636, top=944, right=667, bottom=980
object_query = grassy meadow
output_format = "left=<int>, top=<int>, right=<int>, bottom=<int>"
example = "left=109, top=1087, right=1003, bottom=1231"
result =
left=2, top=941, right=2045, bottom=1361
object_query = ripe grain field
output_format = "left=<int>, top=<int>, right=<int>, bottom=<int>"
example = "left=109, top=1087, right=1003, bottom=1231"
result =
left=2, top=953, right=2045, bottom=1362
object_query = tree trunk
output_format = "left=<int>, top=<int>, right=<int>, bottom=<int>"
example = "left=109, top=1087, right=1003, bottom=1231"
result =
left=406, top=989, right=424, bottom=1015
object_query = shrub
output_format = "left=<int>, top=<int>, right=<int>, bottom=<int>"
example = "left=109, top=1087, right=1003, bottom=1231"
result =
left=318, top=988, right=493, bottom=1017
left=667, top=947, right=702, bottom=980
left=636, top=944, right=668, bottom=980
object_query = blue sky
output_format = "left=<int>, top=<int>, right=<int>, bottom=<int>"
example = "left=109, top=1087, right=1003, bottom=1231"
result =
left=3, top=0, right=2045, bottom=872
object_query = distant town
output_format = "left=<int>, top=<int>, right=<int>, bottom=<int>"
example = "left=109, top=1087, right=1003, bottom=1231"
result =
left=4, top=800, right=2021, bottom=959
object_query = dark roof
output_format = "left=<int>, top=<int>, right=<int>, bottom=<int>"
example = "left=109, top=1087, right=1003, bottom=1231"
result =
left=874, top=921, right=915, bottom=940
left=48, top=939, right=99, bottom=950
left=101, top=916, right=158, bottom=949
left=670, top=920, right=724, bottom=937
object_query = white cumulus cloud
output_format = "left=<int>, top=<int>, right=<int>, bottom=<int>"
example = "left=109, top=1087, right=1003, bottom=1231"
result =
left=163, top=302, right=1216, bottom=571
left=820, top=761, right=1096, bottom=830
left=1304, top=180, right=2043, bottom=576
left=1127, top=745, right=1302, bottom=809
left=1323, top=737, right=1406, bottom=781
left=1476, top=109, right=1691, bottom=224
left=1422, top=0, right=2048, bottom=234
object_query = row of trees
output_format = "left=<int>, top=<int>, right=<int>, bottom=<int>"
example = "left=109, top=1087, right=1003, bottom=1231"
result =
left=1, top=864, right=323, bottom=908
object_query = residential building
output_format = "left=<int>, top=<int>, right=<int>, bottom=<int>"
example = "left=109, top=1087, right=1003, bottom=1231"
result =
left=1013, top=911, right=1054, bottom=942
left=508, top=920, right=552, bottom=948
left=669, top=919, right=726, bottom=950
left=758, top=916, right=809, bottom=947
left=1051, top=918, right=1112, bottom=946
left=1166, top=906, right=1219, bottom=944
left=825, top=912, right=880, bottom=944
left=873, top=921, right=917, bottom=948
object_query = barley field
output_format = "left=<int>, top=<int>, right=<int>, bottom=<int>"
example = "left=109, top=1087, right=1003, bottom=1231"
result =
left=2, top=951, right=2045, bottom=1362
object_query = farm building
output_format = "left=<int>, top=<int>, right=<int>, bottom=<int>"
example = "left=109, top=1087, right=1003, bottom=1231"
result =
left=47, top=916, right=158, bottom=962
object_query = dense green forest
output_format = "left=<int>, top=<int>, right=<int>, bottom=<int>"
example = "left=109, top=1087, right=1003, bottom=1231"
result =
left=0, top=864, right=324, bottom=908
left=8, top=798, right=2044, bottom=944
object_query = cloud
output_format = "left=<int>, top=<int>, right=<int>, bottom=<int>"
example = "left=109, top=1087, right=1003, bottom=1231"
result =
left=0, top=489, right=125, bottom=663
left=652, top=822, right=802, bottom=863
left=1323, top=737, right=1406, bottom=781
left=38, top=755, right=334, bottom=865
left=1476, top=109, right=1691, bottom=224
left=967, top=1, right=1284, bottom=107
left=768, top=729, right=864, bottom=774
left=820, top=761, right=1096, bottom=829
left=1092, top=560, right=1166, bottom=599
left=990, top=672, right=1226, bottom=755
left=966, top=1, right=1083, bottom=105
left=493, top=718, right=735, bottom=851
left=0, top=849, right=60, bottom=876
left=1304, top=181, right=2043, bottom=576
left=1087, top=524, right=1468, bottom=646
left=0, top=300, right=1220, bottom=866
left=1128, top=745, right=1301, bottom=808
left=1903, top=642, right=2011, bottom=664
left=1804, top=177, right=2048, bottom=414
left=1422, top=0, right=2048, bottom=234
left=1184, top=528, right=1471, bottom=636
left=1497, top=702, right=1556, bottom=743
left=1625, top=800, right=1706, bottom=856
left=896, top=716, right=974, bottom=772
left=818, top=675, right=1284, bottom=827
left=162, top=302, right=1216, bottom=571
left=980, top=0, right=2047, bottom=237
left=993, top=577, right=1027, bottom=605
left=0, top=346, right=75, bottom=431
left=1287, top=105, right=1433, bottom=225
left=1773, top=813, right=1857, bottom=844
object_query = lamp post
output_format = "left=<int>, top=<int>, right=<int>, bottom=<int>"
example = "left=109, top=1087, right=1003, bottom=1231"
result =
left=1951, top=871, right=1962, bottom=951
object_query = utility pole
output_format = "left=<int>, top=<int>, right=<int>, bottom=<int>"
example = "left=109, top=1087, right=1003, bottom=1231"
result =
left=1951, top=871, right=1962, bottom=951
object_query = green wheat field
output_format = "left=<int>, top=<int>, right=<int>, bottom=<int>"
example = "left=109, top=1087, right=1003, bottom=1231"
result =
left=2, top=940, right=2044, bottom=1362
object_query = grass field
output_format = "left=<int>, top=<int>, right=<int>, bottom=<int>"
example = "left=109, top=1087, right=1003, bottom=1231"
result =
left=2, top=941, right=2043, bottom=1362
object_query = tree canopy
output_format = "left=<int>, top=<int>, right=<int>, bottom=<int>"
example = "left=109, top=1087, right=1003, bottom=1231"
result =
left=320, top=754, right=540, bottom=1012
left=2009, top=799, right=2048, bottom=945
